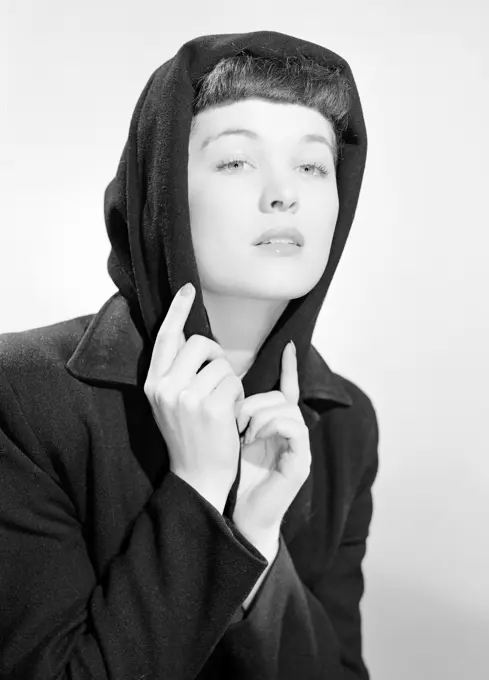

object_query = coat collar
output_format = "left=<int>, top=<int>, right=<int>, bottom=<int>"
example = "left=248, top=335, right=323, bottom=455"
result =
left=66, top=293, right=353, bottom=416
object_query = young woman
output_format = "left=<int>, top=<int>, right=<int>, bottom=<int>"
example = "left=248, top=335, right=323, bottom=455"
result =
left=0, top=30, right=378, bottom=679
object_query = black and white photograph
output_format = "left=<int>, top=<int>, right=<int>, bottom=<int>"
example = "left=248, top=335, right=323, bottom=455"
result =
left=1, top=2, right=487, bottom=678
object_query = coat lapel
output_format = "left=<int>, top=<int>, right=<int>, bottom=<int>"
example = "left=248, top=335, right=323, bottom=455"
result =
left=67, top=293, right=352, bottom=406
left=66, top=293, right=353, bottom=546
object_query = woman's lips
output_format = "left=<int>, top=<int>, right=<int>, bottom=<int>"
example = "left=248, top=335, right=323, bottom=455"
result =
left=255, top=242, right=302, bottom=256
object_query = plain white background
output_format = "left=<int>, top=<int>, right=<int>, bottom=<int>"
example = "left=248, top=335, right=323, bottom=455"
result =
left=2, top=1, right=488, bottom=678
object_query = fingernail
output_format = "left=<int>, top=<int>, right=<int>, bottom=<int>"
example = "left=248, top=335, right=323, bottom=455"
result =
left=181, top=283, right=194, bottom=296
left=290, top=340, right=296, bottom=355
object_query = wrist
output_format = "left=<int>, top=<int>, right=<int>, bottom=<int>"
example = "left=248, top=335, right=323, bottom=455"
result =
left=233, top=521, right=281, bottom=562
left=258, top=534, right=280, bottom=564
left=241, top=543, right=279, bottom=612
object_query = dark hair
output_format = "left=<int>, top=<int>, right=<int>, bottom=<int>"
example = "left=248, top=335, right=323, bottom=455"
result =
left=191, top=51, right=353, bottom=168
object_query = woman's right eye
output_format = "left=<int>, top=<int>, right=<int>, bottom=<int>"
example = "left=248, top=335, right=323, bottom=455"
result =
left=216, top=158, right=251, bottom=172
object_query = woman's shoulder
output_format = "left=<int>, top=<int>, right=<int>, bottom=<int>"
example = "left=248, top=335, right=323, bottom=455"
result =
left=0, top=312, right=95, bottom=388
left=307, top=344, right=378, bottom=432
left=0, top=312, right=97, bottom=461
left=307, top=346, right=379, bottom=488
left=334, top=373, right=379, bottom=432
left=0, top=313, right=101, bottom=486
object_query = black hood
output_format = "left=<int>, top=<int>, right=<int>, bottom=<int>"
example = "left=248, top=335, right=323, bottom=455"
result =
left=104, top=30, right=368, bottom=400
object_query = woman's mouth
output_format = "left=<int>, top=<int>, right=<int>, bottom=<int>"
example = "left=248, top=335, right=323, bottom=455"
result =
left=254, top=242, right=302, bottom=257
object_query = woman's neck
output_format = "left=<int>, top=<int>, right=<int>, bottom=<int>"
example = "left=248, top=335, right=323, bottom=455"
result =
left=202, top=288, right=289, bottom=377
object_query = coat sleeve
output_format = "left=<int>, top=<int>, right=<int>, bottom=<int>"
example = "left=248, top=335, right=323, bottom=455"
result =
left=200, top=413, right=379, bottom=680
left=0, top=366, right=268, bottom=680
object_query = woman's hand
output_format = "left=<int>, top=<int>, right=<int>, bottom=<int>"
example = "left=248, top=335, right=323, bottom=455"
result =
left=233, top=341, right=312, bottom=543
left=144, top=283, right=244, bottom=514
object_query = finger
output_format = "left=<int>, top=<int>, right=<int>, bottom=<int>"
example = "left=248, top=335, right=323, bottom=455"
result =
left=236, top=391, right=286, bottom=435
left=244, top=403, right=301, bottom=445
left=253, top=417, right=311, bottom=477
left=150, top=283, right=195, bottom=378
left=280, top=341, right=300, bottom=405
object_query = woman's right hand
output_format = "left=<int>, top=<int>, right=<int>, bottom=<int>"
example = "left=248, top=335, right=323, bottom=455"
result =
left=144, top=283, right=245, bottom=514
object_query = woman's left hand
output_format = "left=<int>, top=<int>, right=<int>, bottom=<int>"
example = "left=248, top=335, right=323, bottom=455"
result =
left=233, top=341, right=312, bottom=541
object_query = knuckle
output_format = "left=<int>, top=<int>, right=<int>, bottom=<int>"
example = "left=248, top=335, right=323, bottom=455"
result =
left=272, top=390, right=287, bottom=403
left=213, top=357, right=233, bottom=373
left=146, top=379, right=164, bottom=403
left=188, top=334, right=225, bottom=354
left=154, top=383, right=171, bottom=407
left=185, top=334, right=200, bottom=349
left=178, top=388, right=197, bottom=411
left=186, top=334, right=210, bottom=354
left=156, top=327, right=169, bottom=343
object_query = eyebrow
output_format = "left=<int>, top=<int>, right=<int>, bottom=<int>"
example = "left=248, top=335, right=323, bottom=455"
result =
left=200, top=128, right=334, bottom=155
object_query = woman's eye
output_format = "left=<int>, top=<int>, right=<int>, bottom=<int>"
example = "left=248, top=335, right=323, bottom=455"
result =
left=301, top=162, right=329, bottom=177
left=216, top=159, right=251, bottom=172
left=216, top=159, right=329, bottom=177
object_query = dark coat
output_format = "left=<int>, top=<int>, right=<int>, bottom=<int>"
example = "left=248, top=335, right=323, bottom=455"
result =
left=0, top=292, right=378, bottom=679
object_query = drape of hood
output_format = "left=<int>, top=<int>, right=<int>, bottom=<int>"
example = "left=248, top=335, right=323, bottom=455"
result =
left=104, top=30, right=367, bottom=401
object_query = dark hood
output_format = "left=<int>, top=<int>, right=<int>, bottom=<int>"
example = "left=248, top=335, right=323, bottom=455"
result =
left=103, top=30, right=368, bottom=400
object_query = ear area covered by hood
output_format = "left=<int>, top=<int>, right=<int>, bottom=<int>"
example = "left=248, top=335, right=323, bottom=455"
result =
left=103, top=30, right=368, bottom=400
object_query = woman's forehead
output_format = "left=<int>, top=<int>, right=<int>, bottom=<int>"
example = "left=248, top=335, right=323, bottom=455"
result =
left=190, top=100, right=335, bottom=150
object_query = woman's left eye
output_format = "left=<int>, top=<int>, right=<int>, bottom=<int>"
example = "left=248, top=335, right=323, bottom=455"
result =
left=302, top=162, right=329, bottom=177
left=216, top=159, right=329, bottom=177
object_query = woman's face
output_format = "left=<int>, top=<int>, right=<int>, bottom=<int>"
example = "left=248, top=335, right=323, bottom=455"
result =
left=187, top=99, right=339, bottom=302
